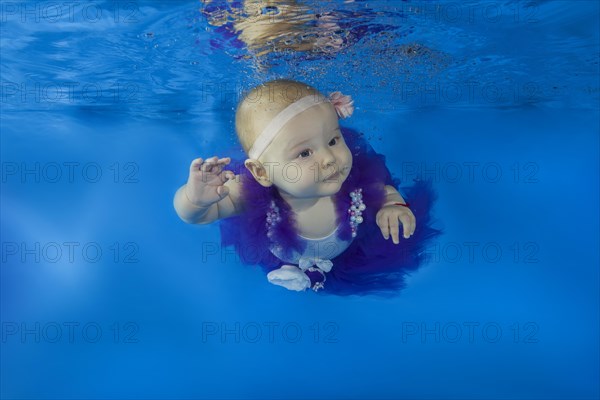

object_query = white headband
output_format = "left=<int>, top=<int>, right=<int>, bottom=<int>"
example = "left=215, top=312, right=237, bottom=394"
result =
left=248, top=95, right=329, bottom=160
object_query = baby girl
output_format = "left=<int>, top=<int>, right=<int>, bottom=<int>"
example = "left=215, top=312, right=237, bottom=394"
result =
left=174, top=79, right=440, bottom=295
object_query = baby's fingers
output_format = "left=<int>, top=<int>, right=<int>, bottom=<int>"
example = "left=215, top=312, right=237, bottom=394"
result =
left=216, top=184, right=229, bottom=197
left=399, top=213, right=415, bottom=239
left=190, top=157, right=204, bottom=172
left=377, top=213, right=400, bottom=244
left=201, top=156, right=231, bottom=175
left=219, top=170, right=236, bottom=183
left=376, top=212, right=390, bottom=240
left=388, top=215, right=401, bottom=244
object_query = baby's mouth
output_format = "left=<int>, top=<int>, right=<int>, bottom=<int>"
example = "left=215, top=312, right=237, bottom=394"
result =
left=323, top=171, right=340, bottom=181
left=323, top=167, right=346, bottom=182
left=322, top=165, right=350, bottom=182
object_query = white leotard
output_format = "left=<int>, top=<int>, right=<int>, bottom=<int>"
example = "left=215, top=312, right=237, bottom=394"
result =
left=269, top=224, right=354, bottom=264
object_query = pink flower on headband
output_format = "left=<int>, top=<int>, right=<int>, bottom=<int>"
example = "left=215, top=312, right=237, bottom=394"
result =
left=328, top=91, right=354, bottom=119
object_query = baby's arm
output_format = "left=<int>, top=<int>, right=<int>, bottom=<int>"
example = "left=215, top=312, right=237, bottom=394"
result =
left=173, top=156, right=244, bottom=224
left=383, top=185, right=407, bottom=205
left=375, top=184, right=416, bottom=244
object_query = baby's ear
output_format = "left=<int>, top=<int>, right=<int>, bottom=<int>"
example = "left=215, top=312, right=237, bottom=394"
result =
left=244, top=159, right=273, bottom=188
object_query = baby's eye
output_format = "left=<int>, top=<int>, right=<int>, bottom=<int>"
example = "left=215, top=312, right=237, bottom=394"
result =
left=298, top=149, right=312, bottom=159
left=329, top=136, right=340, bottom=146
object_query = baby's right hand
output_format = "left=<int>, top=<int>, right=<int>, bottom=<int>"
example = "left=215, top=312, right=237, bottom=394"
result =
left=185, top=156, right=235, bottom=207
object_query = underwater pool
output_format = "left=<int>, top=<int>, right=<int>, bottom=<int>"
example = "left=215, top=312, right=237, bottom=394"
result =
left=1, top=1, right=599, bottom=399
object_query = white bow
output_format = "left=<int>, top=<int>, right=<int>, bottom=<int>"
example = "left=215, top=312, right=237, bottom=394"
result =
left=267, top=265, right=311, bottom=292
left=298, top=257, right=333, bottom=273
left=266, top=257, right=334, bottom=292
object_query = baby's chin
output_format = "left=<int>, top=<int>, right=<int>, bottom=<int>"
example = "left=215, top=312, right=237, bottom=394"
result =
left=275, top=182, right=343, bottom=200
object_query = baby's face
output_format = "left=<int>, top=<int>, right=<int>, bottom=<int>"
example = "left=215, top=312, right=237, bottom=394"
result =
left=258, top=101, right=353, bottom=199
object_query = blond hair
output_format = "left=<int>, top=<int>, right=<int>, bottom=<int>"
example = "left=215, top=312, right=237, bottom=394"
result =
left=235, top=79, right=324, bottom=155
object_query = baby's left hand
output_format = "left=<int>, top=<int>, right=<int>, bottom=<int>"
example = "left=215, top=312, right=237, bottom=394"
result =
left=376, top=205, right=416, bottom=244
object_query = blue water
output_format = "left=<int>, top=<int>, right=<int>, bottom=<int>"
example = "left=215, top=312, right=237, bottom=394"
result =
left=1, top=1, right=598, bottom=399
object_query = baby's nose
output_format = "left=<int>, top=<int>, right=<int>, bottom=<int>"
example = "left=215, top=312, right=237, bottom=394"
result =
left=321, top=149, right=336, bottom=168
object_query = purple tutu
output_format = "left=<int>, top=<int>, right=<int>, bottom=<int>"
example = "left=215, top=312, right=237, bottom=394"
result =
left=219, top=126, right=443, bottom=296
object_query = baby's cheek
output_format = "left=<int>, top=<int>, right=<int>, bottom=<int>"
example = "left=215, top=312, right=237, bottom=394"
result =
left=342, top=159, right=353, bottom=177
left=343, top=148, right=353, bottom=170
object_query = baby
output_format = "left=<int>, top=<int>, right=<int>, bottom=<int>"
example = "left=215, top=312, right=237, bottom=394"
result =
left=174, top=79, right=438, bottom=294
